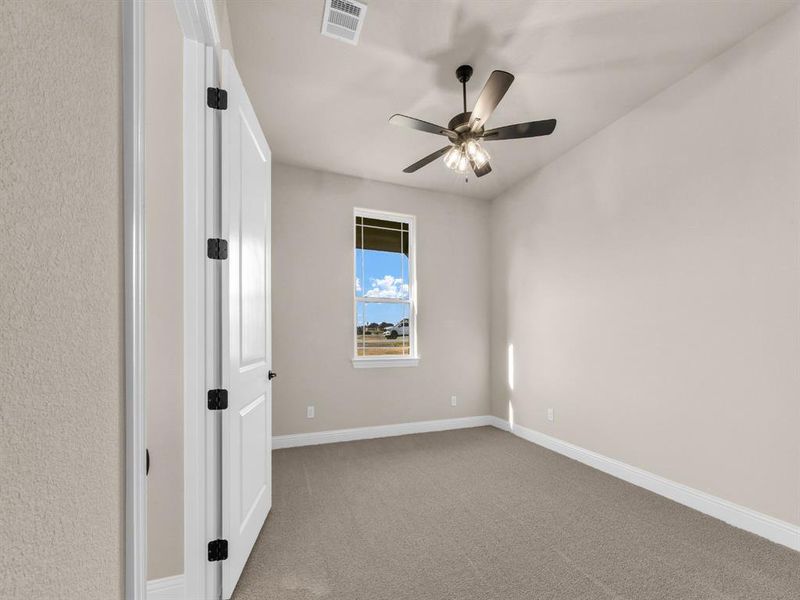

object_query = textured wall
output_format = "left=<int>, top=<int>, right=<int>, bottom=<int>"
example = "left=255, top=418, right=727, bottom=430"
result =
left=145, top=0, right=184, bottom=581
left=272, top=164, right=491, bottom=436
left=0, top=2, right=124, bottom=599
left=490, top=8, right=800, bottom=525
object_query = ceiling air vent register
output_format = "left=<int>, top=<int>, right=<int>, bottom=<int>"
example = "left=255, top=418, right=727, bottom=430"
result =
left=321, top=0, right=367, bottom=45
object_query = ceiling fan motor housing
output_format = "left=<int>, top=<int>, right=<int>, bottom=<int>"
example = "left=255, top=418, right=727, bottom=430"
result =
left=448, top=112, right=478, bottom=135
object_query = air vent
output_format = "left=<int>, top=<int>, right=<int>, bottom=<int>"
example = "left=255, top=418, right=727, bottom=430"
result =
left=321, top=0, right=367, bottom=45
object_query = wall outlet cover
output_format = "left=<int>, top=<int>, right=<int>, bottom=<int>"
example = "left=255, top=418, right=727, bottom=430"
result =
left=307, top=406, right=315, bottom=419
left=547, top=408, right=554, bottom=422
left=451, top=395, right=457, bottom=407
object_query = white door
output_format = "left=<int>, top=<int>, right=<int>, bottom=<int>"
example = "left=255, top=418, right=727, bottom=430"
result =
left=220, top=50, right=272, bottom=599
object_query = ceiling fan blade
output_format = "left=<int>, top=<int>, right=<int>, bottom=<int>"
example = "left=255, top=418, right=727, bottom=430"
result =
left=468, top=70, right=514, bottom=132
left=482, top=119, right=557, bottom=141
left=471, top=160, right=492, bottom=178
left=402, top=146, right=452, bottom=173
left=390, top=114, right=456, bottom=138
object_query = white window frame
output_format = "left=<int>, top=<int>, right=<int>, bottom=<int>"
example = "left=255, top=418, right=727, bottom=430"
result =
left=352, top=208, right=419, bottom=368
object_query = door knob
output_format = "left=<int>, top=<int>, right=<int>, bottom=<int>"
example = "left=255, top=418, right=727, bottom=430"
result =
left=268, top=370, right=277, bottom=380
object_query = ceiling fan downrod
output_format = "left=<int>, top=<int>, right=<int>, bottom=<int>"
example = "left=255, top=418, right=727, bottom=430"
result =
left=456, top=64, right=473, bottom=118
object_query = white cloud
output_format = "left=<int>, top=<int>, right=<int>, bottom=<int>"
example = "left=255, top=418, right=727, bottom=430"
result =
left=356, top=277, right=362, bottom=293
left=365, top=275, right=409, bottom=299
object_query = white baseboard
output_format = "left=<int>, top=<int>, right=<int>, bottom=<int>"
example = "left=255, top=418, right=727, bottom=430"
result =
left=491, top=419, right=800, bottom=552
left=147, top=574, right=184, bottom=600
left=487, top=415, right=511, bottom=431
left=273, top=415, right=496, bottom=449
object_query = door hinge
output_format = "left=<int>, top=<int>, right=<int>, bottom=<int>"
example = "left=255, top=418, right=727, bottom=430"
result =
left=207, top=238, right=228, bottom=260
left=207, top=87, right=228, bottom=110
left=208, top=539, right=228, bottom=562
left=208, top=389, right=228, bottom=411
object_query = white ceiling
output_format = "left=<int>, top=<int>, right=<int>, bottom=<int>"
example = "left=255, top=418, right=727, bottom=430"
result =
left=227, top=0, right=797, bottom=200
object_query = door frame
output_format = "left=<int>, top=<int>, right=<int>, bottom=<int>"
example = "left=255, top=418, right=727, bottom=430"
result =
left=123, top=0, right=146, bottom=598
left=125, top=1, right=223, bottom=599
left=175, top=2, right=224, bottom=599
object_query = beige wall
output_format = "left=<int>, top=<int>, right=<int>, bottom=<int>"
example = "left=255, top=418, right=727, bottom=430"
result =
left=0, top=2, right=124, bottom=598
left=272, top=164, right=491, bottom=435
left=145, top=0, right=184, bottom=581
left=490, top=8, right=800, bottom=525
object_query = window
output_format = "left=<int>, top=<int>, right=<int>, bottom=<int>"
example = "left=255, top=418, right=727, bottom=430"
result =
left=353, top=209, right=418, bottom=367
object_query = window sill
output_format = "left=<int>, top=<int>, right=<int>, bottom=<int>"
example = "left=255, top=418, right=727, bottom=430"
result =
left=352, top=357, right=420, bottom=369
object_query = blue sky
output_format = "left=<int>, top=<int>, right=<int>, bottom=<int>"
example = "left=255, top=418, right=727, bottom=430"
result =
left=355, top=249, right=410, bottom=325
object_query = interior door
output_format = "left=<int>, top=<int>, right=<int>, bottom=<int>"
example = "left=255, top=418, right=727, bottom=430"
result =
left=220, top=49, right=272, bottom=599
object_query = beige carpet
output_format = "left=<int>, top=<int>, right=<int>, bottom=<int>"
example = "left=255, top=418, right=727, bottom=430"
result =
left=233, top=426, right=800, bottom=599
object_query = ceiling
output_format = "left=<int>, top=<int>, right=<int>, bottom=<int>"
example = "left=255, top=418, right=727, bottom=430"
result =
left=227, top=0, right=797, bottom=200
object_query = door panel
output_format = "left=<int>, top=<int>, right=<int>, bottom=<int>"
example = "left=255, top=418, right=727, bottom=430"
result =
left=239, top=117, right=268, bottom=367
left=220, top=49, right=272, bottom=599
left=239, top=394, right=267, bottom=524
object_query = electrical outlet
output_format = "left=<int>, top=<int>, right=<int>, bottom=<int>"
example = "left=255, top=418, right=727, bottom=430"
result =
left=307, top=406, right=315, bottom=419
left=547, top=408, right=554, bottom=422
left=450, top=395, right=457, bottom=407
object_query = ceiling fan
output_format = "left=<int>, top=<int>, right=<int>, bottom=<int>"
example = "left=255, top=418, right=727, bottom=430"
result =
left=389, top=65, right=556, bottom=179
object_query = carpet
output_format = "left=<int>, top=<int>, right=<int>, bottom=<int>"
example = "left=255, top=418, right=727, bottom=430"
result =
left=232, top=426, right=800, bottom=599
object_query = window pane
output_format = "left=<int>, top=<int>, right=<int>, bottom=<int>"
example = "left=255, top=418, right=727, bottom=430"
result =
left=355, top=301, right=411, bottom=357
left=355, top=217, right=410, bottom=300
left=355, top=300, right=366, bottom=356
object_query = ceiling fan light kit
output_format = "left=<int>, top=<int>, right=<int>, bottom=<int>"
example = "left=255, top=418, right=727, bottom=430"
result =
left=389, top=64, right=557, bottom=180
left=443, top=139, right=490, bottom=174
